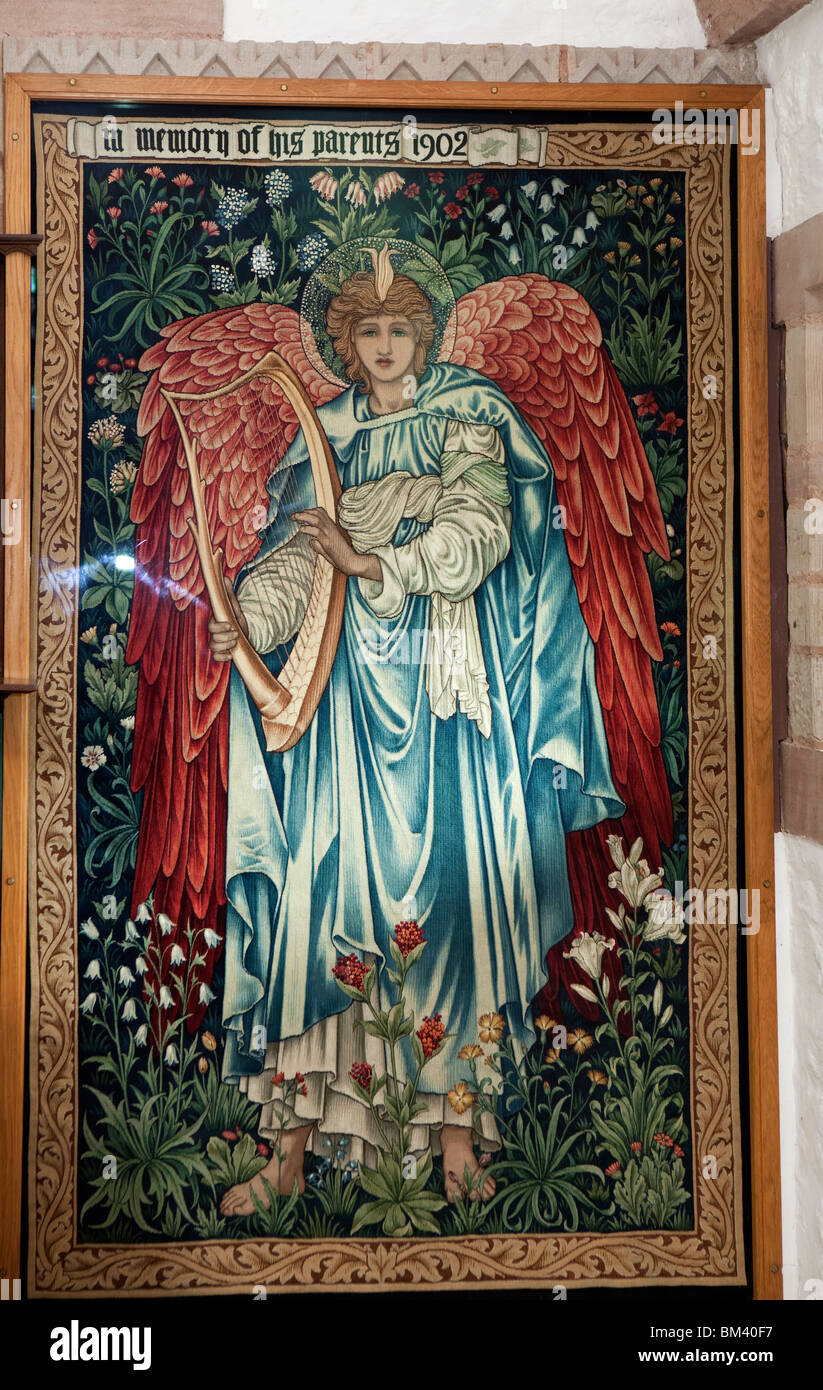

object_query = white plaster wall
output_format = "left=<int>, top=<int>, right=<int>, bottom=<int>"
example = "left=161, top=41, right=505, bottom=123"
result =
left=775, top=832, right=823, bottom=1299
left=758, top=0, right=823, bottom=235
left=225, top=0, right=705, bottom=48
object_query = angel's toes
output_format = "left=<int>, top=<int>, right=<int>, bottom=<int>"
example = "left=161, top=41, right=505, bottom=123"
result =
left=221, top=1182, right=252, bottom=1215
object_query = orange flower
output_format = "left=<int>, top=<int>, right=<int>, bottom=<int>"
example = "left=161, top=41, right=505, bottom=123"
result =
left=458, top=1044, right=484, bottom=1059
left=587, top=1068, right=608, bottom=1086
left=567, top=1029, right=594, bottom=1054
left=172, top=172, right=194, bottom=187
left=660, top=621, right=681, bottom=636
left=478, top=1012, right=505, bottom=1044
left=544, top=1048, right=561, bottom=1064
left=447, top=1081, right=475, bottom=1115
left=145, top=165, right=165, bottom=179
left=534, top=1014, right=558, bottom=1032
left=107, top=167, right=124, bottom=183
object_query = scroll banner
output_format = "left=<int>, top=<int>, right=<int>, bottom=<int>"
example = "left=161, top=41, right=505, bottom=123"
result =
left=66, top=117, right=548, bottom=167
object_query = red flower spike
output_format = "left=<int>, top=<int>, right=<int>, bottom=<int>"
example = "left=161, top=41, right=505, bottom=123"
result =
left=271, top=1071, right=285, bottom=1086
left=416, top=1013, right=445, bottom=1059
left=350, top=1062, right=373, bottom=1093
left=332, top=953, right=369, bottom=992
left=393, top=920, right=425, bottom=959
left=605, top=1161, right=621, bottom=1177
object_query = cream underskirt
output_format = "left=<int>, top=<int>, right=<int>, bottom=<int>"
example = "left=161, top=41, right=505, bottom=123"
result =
left=237, top=997, right=502, bottom=1167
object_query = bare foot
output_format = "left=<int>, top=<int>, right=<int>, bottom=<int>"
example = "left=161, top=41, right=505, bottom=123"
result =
left=220, top=1125, right=311, bottom=1216
left=441, top=1130, right=496, bottom=1204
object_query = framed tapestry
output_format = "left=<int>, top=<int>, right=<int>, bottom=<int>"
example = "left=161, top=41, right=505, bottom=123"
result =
left=0, top=77, right=780, bottom=1299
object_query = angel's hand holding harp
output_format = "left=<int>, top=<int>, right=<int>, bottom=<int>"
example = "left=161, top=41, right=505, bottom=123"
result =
left=207, top=575, right=249, bottom=662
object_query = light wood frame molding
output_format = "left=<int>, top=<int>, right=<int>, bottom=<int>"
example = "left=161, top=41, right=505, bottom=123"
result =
left=1, top=75, right=779, bottom=1299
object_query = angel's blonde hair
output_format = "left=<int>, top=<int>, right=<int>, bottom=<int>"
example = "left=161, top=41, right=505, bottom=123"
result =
left=326, top=269, right=436, bottom=393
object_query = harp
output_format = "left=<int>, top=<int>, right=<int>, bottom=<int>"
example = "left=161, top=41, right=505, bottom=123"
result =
left=161, top=350, right=346, bottom=752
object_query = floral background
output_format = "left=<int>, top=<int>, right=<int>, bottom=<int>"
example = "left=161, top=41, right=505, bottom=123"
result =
left=77, top=152, right=691, bottom=1243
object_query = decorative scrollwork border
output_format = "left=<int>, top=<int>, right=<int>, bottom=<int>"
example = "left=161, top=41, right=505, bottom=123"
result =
left=28, top=114, right=742, bottom=1293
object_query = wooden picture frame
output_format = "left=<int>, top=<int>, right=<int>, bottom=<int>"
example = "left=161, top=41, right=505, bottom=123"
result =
left=0, top=75, right=779, bottom=1298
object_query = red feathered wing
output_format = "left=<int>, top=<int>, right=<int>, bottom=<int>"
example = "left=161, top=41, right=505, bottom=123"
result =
left=452, top=274, right=674, bottom=1022
left=127, top=302, right=339, bottom=1029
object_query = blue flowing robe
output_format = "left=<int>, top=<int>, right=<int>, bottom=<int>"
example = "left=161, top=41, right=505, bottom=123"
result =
left=222, top=363, right=624, bottom=1094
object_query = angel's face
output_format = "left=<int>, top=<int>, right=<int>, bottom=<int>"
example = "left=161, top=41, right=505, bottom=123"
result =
left=353, top=313, right=419, bottom=386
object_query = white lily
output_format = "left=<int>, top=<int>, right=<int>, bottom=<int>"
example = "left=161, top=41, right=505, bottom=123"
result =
left=541, top=224, right=557, bottom=242
left=124, top=918, right=139, bottom=942
left=135, top=902, right=151, bottom=923
left=118, top=965, right=135, bottom=986
left=571, top=227, right=586, bottom=247
left=500, top=221, right=514, bottom=240
left=199, top=983, right=215, bottom=1006
left=551, top=177, right=568, bottom=195
left=508, top=245, right=521, bottom=265
left=522, top=180, right=538, bottom=199
left=652, top=979, right=664, bottom=1018
left=134, top=955, right=148, bottom=975
left=585, top=211, right=600, bottom=229
left=84, top=959, right=101, bottom=980
left=643, top=891, right=687, bottom=944
left=488, top=203, right=507, bottom=224
left=539, top=193, right=554, bottom=213
left=563, top=931, right=615, bottom=980
left=170, top=944, right=185, bottom=966
left=203, top=928, right=221, bottom=949
left=164, top=1043, right=178, bottom=1065
left=134, top=1024, right=148, bottom=1045
left=80, top=992, right=98, bottom=1015
left=157, top=912, right=175, bottom=936
left=123, top=998, right=138, bottom=1021
left=159, top=985, right=173, bottom=1009
left=80, top=919, right=99, bottom=940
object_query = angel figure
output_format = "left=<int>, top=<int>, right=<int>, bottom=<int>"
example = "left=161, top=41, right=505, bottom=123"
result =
left=128, top=237, right=672, bottom=1215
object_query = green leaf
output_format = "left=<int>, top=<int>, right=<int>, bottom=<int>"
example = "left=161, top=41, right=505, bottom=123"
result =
left=350, top=1198, right=391, bottom=1233
left=357, top=1164, right=394, bottom=1201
